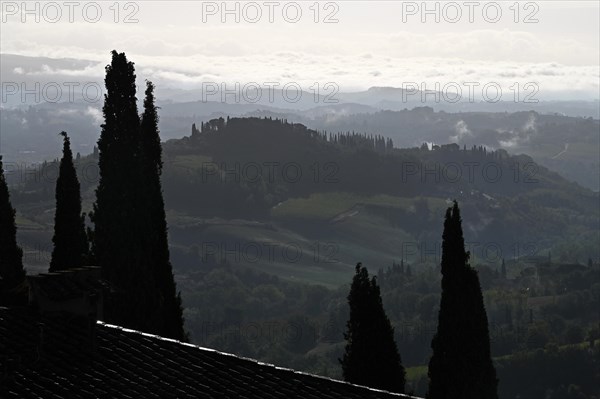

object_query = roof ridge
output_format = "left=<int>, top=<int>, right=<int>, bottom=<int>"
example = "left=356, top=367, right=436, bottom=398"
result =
left=97, top=321, right=423, bottom=399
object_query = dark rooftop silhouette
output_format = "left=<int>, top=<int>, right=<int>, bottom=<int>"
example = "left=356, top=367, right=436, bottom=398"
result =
left=1, top=269, right=421, bottom=398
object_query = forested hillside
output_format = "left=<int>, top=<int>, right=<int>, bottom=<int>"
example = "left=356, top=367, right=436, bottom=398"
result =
left=7, top=116, right=600, bottom=398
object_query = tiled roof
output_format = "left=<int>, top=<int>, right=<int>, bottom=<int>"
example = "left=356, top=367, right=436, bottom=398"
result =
left=1, top=307, right=419, bottom=398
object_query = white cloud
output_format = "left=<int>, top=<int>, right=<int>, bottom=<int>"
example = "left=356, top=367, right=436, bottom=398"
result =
left=522, top=113, right=537, bottom=133
left=85, top=106, right=103, bottom=125
left=449, top=120, right=472, bottom=143
left=25, top=63, right=105, bottom=77
left=3, top=52, right=598, bottom=100
left=497, top=112, right=538, bottom=148
left=1, top=1, right=597, bottom=100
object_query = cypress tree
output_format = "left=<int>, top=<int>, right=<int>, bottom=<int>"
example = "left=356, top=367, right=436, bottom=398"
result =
left=91, top=50, right=146, bottom=329
left=0, top=156, right=27, bottom=305
left=341, top=263, right=406, bottom=393
left=140, top=80, right=185, bottom=340
left=428, top=201, right=498, bottom=399
left=49, top=132, right=88, bottom=272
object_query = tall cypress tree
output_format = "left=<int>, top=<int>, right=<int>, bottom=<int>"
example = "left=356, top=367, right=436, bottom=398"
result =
left=91, top=50, right=146, bottom=329
left=0, top=156, right=26, bottom=305
left=49, top=132, right=88, bottom=272
left=428, top=201, right=498, bottom=399
left=92, top=51, right=185, bottom=339
left=341, top=263, right=406, bottom=393
left=140, top=80, right=185, bottom=340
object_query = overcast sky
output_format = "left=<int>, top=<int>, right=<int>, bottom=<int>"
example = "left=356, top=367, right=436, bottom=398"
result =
left=1, top=1, right=599, bottom=100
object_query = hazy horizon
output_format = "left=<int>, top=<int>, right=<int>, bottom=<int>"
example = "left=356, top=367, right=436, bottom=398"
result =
left=1, top=1, right=599, bottom=101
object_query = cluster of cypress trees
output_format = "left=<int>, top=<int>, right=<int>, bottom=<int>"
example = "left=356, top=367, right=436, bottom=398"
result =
left=90, top=51, right=185, bottom=340
left=1, top=52, right=185, bottom=340
left=0, top=51, right=185, bottom=340
left=341, top=201, right=497, bottom=398
left=0, top=156, right=27, bottom=305
left=33, top=52, right=184, bottom=340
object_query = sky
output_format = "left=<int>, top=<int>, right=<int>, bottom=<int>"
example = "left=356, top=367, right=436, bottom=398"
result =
left=1, top=0, right=599, bottom=100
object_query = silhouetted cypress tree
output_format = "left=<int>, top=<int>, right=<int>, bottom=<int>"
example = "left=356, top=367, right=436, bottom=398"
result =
left=140, top=80, right=185, bottom=340
left=428, top=201, right=498, bottom=399
left=91, top=50, right=146, bottom=329
left=341, top=263, right=406, bottom=393
left=0, top=156, right=26, bottom=305
left=49, top=132, right=88, bottom=272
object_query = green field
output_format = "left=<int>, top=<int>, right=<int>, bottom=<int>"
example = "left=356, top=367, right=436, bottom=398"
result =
left=272, top=192, right=447, bottom=221
left=168, top=154, right=213, bottom=171
left=15, top=214, right=45, bottom=230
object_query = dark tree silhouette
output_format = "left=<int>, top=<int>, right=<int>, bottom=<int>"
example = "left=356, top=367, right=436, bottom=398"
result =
left=91, top=51, right=184, bottom=340
left=91, top=50, right=144, bottom=330
left=428, top=201, right=498, bottom=399
left=140, top=80, right=185, bottom=340
left=0, top=156, right=26, bottom=305
left=341, top=262, right=406, bottom=393
left=49, top=132, right=88, bottom=272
